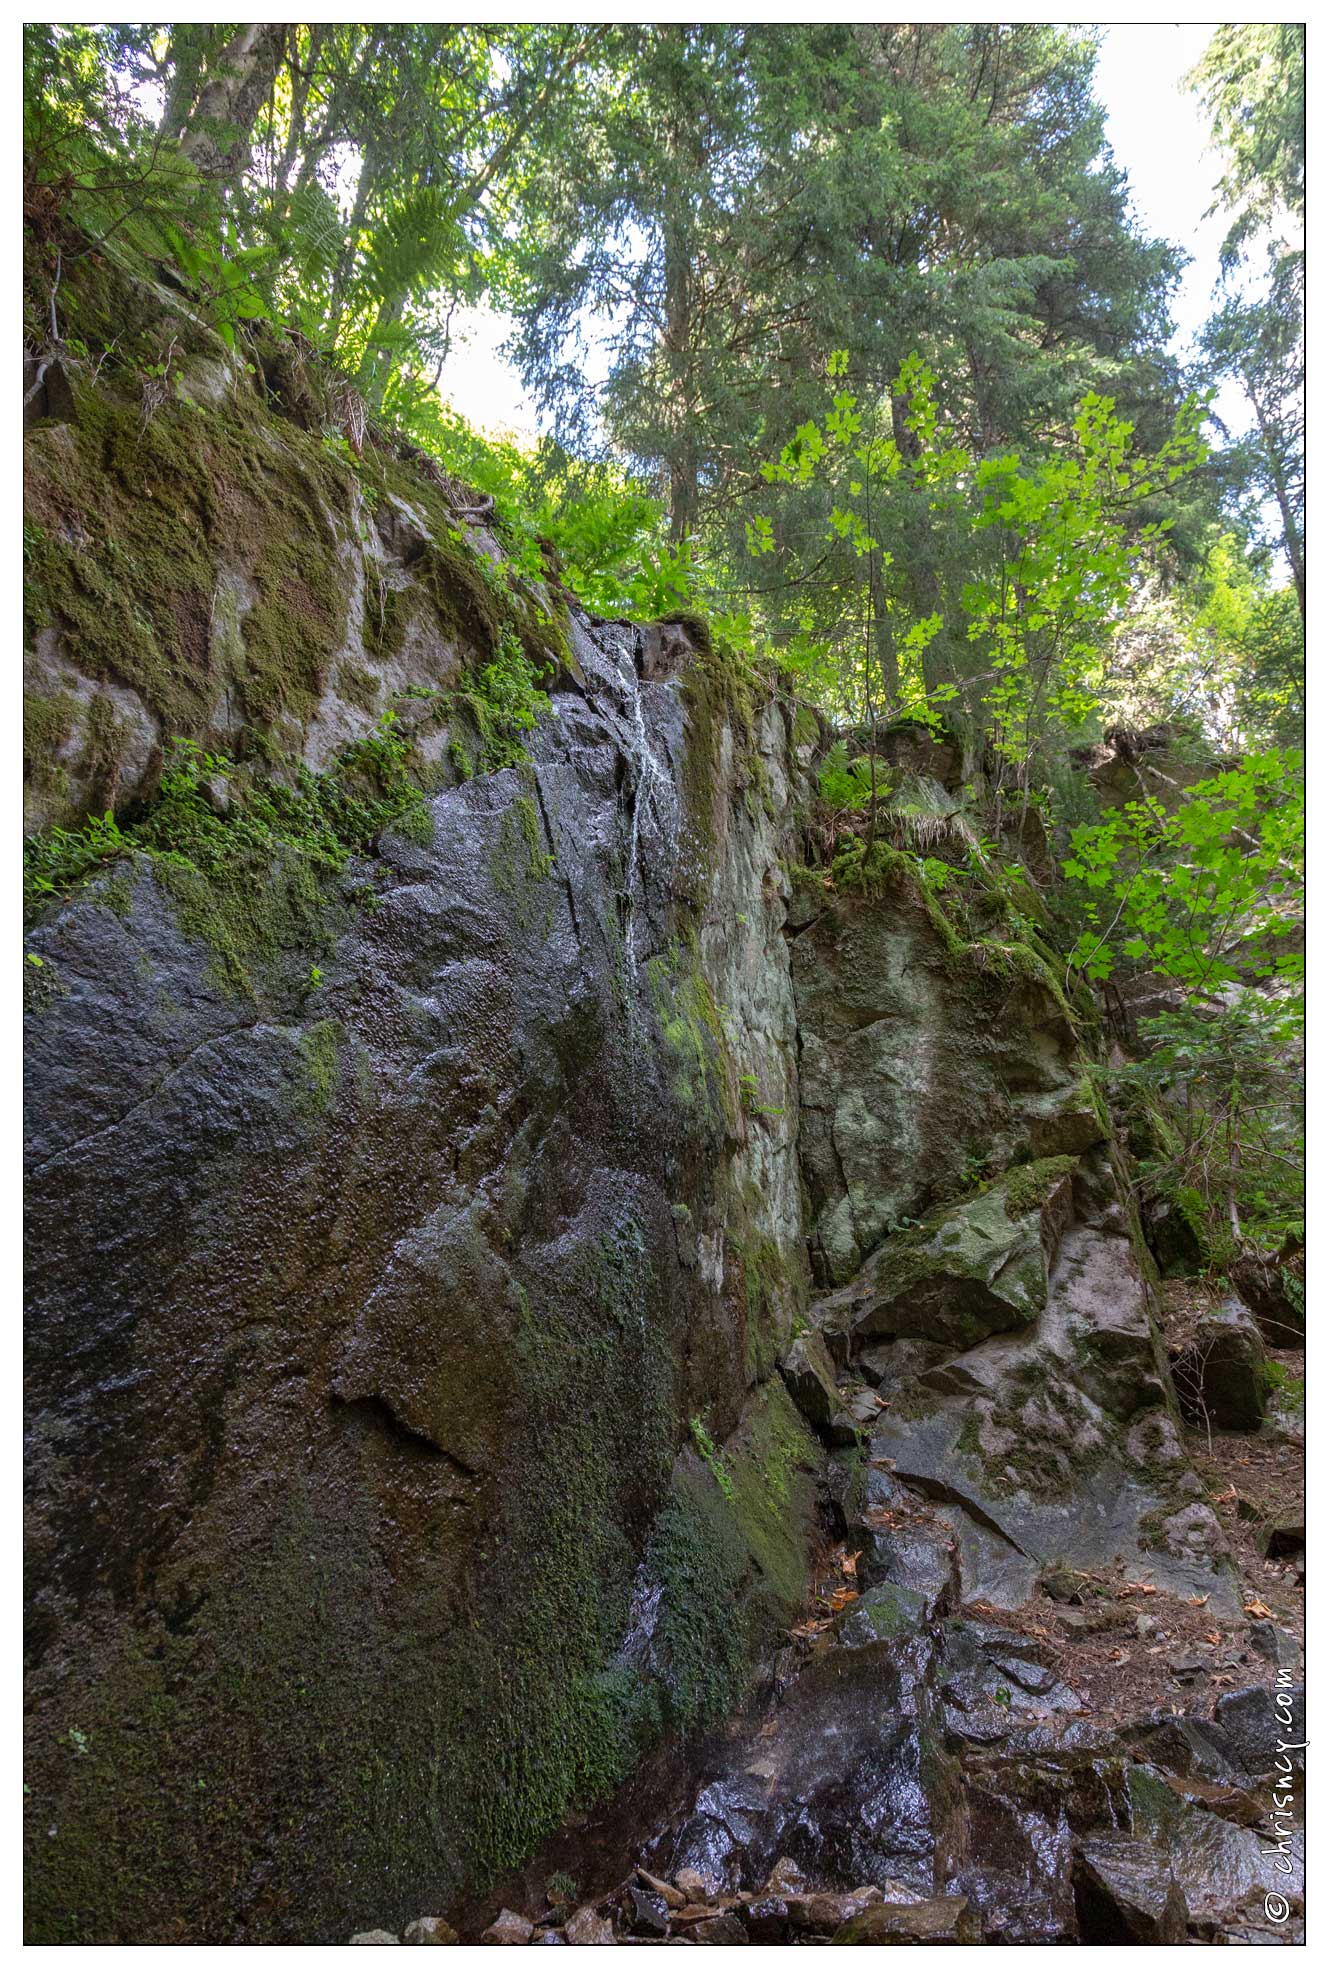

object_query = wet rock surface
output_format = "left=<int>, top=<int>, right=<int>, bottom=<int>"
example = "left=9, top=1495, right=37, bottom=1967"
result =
left=25, top=380, right=1300, bottom=1942
left=24, top=607, right=817, bottom=1942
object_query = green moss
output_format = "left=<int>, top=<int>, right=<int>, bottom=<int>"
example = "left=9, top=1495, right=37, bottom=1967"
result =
left=677, top=634, right=769, bottom=890
left=882, top=1376, right=947, bottom=1424
left=24, top=720, right=429, bottom=991
left=449, top=627, right=551, bottom=776
left=648, top=1380, right=819, bottom=1736
left=23, top=248, right=564, bottom=802
left=955, top=1412, right=983, bottom=1459
left=492, top=789, right=555, bottom=904
left=969, top=937, right=1083, bottom=1033
left=25, top=376, right=356, bottom=750
left=23, top=688, right=78, bottom=795
left=858, top=1582, right=928, bottom=1639
left=645, top=945, right=734, bottom=1130
left=1001, top=1155, right=1077, bottom=1220
left=337, top=660, right=381, bottom=714
left=792, top=702, right=821, bottom=750
left=832, top=839, right=969, bottom=958
left=154, top=847, right=334, bottom=998
left=296, top=1019, right=342, bottom=1117
left=688, top=1416, right=734, bottom=1499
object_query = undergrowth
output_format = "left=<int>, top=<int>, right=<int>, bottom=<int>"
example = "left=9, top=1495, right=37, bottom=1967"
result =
left=24, top=720, right=430, bottom=992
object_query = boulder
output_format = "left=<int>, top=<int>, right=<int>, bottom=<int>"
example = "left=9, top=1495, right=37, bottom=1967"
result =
left=481, top=1909, right=534, bottom=1945
left=832, top=1895, right=980, bottom=1944
left=833, top=1160, right=1076, bottom=1350
left=403, top=1916, right=460, bottom=1944
left=1261, top=1516, right=1304, bottom=1560
left=1230, top=1245, right=1304, bottom=1344
left=1072, top=1840, right=1187, bottom=1943
left=563, top=1907, right=616, bottom=1945
left=789, top=1890, right=885, bottom=1936
left=778, top=1330, right=841, bottom=1430
left=738, top=1896, right=790, bottom=1942
left=1169, top=1301, right=1266, bottom=1431
left=692, top=1913, right=747, bottom=1943
left=620, top=1881, right=670, bottom=1937
left=635, top=1869, right=685, bottom=1911
left=1211, top=1683, right=1305, bottom=1777
left=350, top=1933, right=401, bottom=1945
left=837, top=1581, right=930, bottom=1649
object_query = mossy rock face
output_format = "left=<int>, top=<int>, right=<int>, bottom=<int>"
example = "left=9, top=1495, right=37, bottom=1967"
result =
left=840, top=1158, right=1076, bottom=1349
left=23, top=599, right=812, bottom=1942
left=22, top=237, right=573, bottom=837
left=791, top=857, right=1093, bottom=1289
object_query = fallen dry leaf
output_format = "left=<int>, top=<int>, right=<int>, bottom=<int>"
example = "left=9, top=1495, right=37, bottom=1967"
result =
left=1187, top=1594, right=1211, bottom=1608
left=1244, top=1597, right=1273, bottom=1620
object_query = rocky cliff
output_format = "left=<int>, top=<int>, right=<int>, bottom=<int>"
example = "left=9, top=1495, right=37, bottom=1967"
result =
left=23, top=245, right=1301, bottom=1944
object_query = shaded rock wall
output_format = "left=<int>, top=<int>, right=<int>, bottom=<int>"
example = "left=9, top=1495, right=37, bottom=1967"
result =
left=24, top=568, right=818, bottom=1941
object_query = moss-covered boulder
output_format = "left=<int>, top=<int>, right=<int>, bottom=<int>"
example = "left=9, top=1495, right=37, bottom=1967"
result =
left=829, top=1158, right=1076, bottom=1351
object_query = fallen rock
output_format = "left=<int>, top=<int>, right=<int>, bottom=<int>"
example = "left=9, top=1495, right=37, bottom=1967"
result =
left=1161, top=1773, right=1263, bottom=1828
left=858, top=1339, right=952, bottom=1390
left=763, top=1856, right=809, bottom=1897
left=350, top=1933, right=401, bottom=1946
left=738, top=1895, right=789, bottom=1942
left=620, top=1881, right=670, bottom=1937
left=692, top=1913, right=747, bottom=1943
left=1248, top=1621, right=1303, bottom=1670
left=836, top=1580, right=930, bottom=1648
left=564, top=1907, right=616, bottom=1945
left=789, top=1890, right=884, bottom=1936
left=1073, top=1840, right=1187, bottom=1943
left=831, top=1895, right=980, bottom=1944
left=1169, top=1301, right=1266, bottom=1431
left=636, top=1869, right=686, bottom=1911
left=1261, top=1515, right=1304, bottom=1559
left=481, top=1909, right=534, bottom=1945
left=403, top=1916, right=460, bottom=1944
left=1211, top=1683, right=1305, bottom=1777
left=836, top=1160, right=1075, bottom=1349
left=779, top=1331, right=842, bottom=1431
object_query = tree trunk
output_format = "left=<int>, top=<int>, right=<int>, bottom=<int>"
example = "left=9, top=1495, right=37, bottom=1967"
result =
left=177, top=23, right=287, bottom=182
left=1245, top=373, right=1305, bottom=621
left=662, top=183, right=697, bottom=545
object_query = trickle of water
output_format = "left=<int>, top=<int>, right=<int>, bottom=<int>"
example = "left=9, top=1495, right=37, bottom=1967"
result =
left=624, top=682, right=655, bottom=992
left=618, top=650, right=678, bottom=1004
